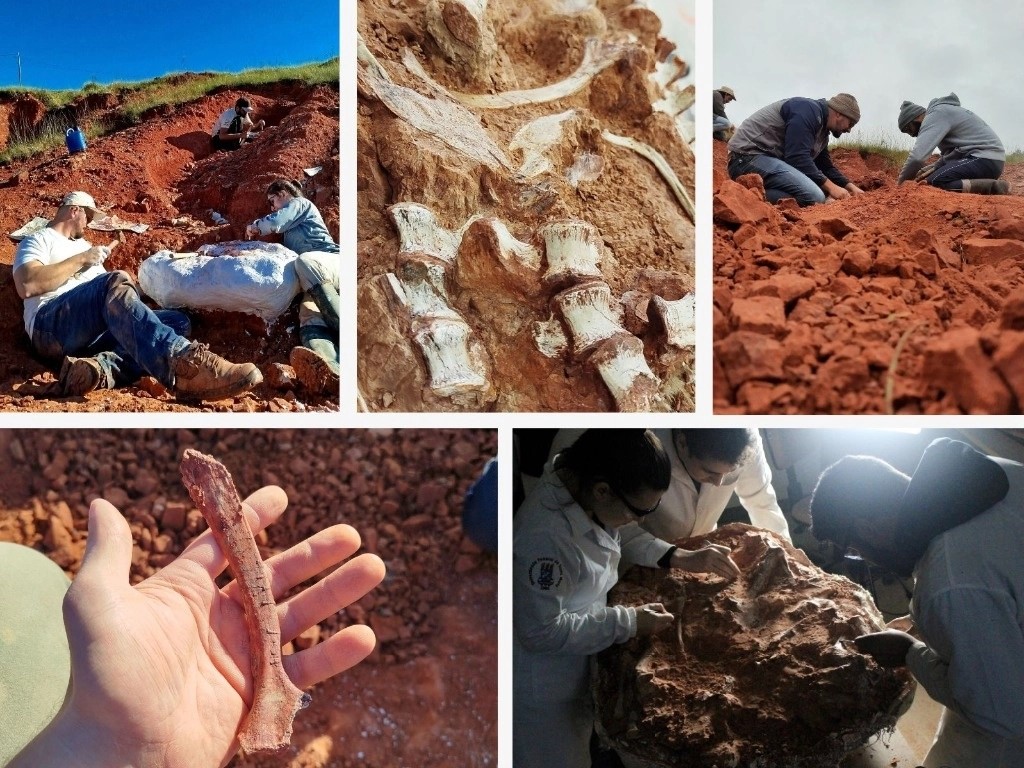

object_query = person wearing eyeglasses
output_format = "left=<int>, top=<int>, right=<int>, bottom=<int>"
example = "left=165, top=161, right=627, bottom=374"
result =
left=809, top=437, right=1024, bottom=768
left=548, top=428, right=789, bottom=544
left=897, top=94, right=1008, bottom=194
left=514, top=429, right=739, bottom=768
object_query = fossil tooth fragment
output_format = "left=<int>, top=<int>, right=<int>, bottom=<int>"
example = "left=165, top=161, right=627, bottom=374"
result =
left=554, top=280, right=624, bottom=357
left=388, top=203, right=467, bottom=264
left=509, top=110, right=578, bottom=179
left=591, top=333, right=664, bottom=412
left=540, top=219, right=604, bottom=286
left=425, top=0, right=496, bottom=80
left=602, top=130, right=695, bottom=222
left=649, top=294, right=696, bottom=349
left=413, top=317, right=489, bottom=396
left=457, top=217, right=542, bottom=295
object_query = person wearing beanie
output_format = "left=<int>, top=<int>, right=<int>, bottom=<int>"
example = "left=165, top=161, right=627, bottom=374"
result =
left=713, top=86, right=737, bottom=141
left=727, top=93, right=865, bottom=206
left=897, top=93, right=1009, bottom=194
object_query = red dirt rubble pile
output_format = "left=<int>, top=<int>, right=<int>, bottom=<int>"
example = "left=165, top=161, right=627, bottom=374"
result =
left=0, top=82, right=339, bottom=412
left=357, top=0, right=695, bottom=412
left=596, top=524, right=913, bottom=768
left=714, top=140, right=1024, bottom=414
left=0, top=428, right=497, bottom=768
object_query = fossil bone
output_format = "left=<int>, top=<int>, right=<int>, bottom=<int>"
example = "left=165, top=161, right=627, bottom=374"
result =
left=509, top=110, right=578, bottom=179
left=457, top=217, right=542, bottom=295
left=357, top=36, right=510, bottom=170
left=566, top=151, right=605, bottom=187
left=413, top=317, right=489, bottom=396
left=602, top=130, right=695, bottom=222
left=648, top=293, right=695, bottom=349
left=388, top=203, right=469, bottom=264
left=425, top=0, right=496, bottom=80
left=394, top=256, right=461, bottom=321
left=540, top=219, right=604, bottom=286
left=179, top=450, right=310, bottom=754
left=532, top=316, right=570, bottom=359
left=590, top=333, right=664, bottom=412
left=653, top=83, right=695, bottom=119
left=554, top=280, right=625, bottom=357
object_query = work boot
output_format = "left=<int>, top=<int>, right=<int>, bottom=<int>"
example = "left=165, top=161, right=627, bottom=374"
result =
left=962, top=178, right=1011, bottom=195
left=57, top=356, right=102, bottom=396
left=307, top=283, right=340, bottom=334
left=290, top=346, right=339, bottom=396
left=170, top=342, right=262, bottom=401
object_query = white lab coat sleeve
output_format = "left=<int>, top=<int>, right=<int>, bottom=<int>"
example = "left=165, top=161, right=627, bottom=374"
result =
left=619, top=522, right=673, bottom=567
left=734, top=438, right=790, bottom=540
left=514, top=528, right=636, bottom=655
left=907, top=586, right=1024, bottom=740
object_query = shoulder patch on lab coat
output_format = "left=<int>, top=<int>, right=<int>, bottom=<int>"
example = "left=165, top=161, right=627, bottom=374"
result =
left=528, top=557, right=564, bottom=591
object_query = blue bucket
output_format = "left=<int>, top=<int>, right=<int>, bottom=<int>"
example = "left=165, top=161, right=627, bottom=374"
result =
left=65, top=128, right=87, bottom=154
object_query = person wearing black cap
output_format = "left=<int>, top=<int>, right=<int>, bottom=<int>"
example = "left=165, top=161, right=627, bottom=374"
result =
left=897, top=94, right=1009, bottom=194
left=210, top=97, right=266, bottom=151
left=727, top=93, right=865, bottom=206
left=808, top=438, right=1024, bottom=767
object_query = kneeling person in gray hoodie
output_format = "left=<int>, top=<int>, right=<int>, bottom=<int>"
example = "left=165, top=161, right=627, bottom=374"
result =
left=897, top=93, right=1009, bottom=194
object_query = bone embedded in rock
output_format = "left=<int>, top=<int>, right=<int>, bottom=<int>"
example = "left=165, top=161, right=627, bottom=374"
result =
left=388, top=203, right=466, bottom=264
left=509, top=110, right=579, bottom=179
left=413, top=316, right=489, bottom=396
left=532, top=316, right=570, bottom=359
left=425, top=0, right=497, bottom=80
left=649, top=293, right=695, bottom=348
left=602, top=130, right=695, bottom=222
left=178, top=450, right=310, bottom=754
left=653, top=83, right=695, bottom=119
left=554, top=280, right=625, bottom=357
left=590, top=333, right=664, bottom=412
left=540, top=219, right=604, bottom=286
left=395, top=257, right=462, bottom=322
left=457, top=217, right=542, bottom=295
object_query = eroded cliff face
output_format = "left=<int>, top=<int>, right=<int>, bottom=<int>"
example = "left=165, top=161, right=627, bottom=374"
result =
left=597, top=524, right=914, bottom=767
left=357, top=0, right=695, bottom=412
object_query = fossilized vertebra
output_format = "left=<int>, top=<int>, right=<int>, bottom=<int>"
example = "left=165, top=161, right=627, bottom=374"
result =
left=457, top=217, right=542, bottom=295
left=388, top=203, right=469, bottom=264
left=554, top=280, right=625, bottom=357
left=540, top=219, right=604, bottom=285
left=425, top=0, right=496, bottom=80
left=602, top=130, right=694, bottom=222
left=591, top=333, right=664, bottom=412
left=394, top=256, right=461, bottom=321
left=649, top=294, right=695, bottom=349
left=413, top=317, right=489, bottom=396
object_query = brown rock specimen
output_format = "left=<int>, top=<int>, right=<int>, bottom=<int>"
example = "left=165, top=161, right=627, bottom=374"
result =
left=595, top=524, right=913, bottom=768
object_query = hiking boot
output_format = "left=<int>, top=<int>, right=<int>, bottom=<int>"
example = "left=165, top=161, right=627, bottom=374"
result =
left=963, top=178, right=1011, bottom=195
left=58, top=356, right=102, bottom=396
left=290, top=346, right=339, bottom=396
left=171, top=343, right=262, bottom=401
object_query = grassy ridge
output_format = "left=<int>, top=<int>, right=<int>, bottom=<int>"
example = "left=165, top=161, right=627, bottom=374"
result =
left=835, top=128, right=1024, bottom=166
left=0, top=58, right=338, bottom=165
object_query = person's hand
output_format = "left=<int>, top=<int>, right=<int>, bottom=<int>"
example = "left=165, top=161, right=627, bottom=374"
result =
left=11, top=487, right=385, bottom=768
left=846, top=183, right=865, bottom=196
left=854, top=629, right=916, bottom=667
left=81, top=243, right=114, bottom=267
left=824, top=180, right=850, bottom=200
left=635, top=602, right=674, bottom=636
left=669, top=544, right=740, bottom=581
left=245, top=224, right=259, bottom=239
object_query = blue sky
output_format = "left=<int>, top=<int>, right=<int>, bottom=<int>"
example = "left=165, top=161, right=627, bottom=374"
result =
left=0, top=1, right=339, bottom=90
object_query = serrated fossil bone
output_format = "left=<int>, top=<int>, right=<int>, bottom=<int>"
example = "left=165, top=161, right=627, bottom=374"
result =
left=649, top=294, right=696, bottom=349
left=540, top=219, right=604, bottom=286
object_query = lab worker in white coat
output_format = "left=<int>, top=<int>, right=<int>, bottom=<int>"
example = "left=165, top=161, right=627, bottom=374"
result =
left=810, top=438, right=1024, bottom=768
left=514, top=430, right=740, bottom=768
left=548, top=428, right=789, bottom=543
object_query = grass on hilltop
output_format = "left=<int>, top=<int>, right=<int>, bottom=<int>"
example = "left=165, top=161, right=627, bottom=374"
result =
left=0, top=58, right=338, bottom=165
left=834, top=128, right=1024, bottom=167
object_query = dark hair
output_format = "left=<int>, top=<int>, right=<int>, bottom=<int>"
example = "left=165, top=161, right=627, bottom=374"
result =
left=266, top=179, right=304, bottom=199
left=557, top=429, right=671, bottom=494
left=809, top=455, right=909, bottom=544
left=235, top=97, right=251, bottom=110
left=673, top=428, right=755, bottom=465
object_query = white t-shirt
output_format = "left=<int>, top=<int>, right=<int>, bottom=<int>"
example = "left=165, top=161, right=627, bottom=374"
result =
left=13, top=228, right=104, bottom=337
left=210, top=107, right=249, bottom=137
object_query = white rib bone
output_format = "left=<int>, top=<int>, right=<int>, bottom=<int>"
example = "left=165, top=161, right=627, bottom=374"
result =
left=358, top=36, right=510, bottom=170
left=602, top=130, right=694, bottom=222
left=413, top=317, right=488, bottom=395
left=540, top=219, right=603, bottom=285
left=554, top=281, right=624, bottom=357
left=649, top=294, right=695, bottom=348
left=388, top=203, right=467, bottom=264
left=532, top=317, right=570, bottom=359
left=591, top=333, right=664, bottom=412
left=509, top=110, right=578, bottom=179
left=425, top=0, right=496, bottom=79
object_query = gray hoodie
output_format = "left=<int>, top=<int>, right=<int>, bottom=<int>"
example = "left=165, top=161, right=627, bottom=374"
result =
left=898, top=93, right=1004, bottom=183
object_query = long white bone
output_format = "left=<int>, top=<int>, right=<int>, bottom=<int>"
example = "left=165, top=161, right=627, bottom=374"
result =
left=602, top=130, right=695, bottom=222
left=540, top=219, right=603, bottom=285
left=591, top=333, right=663, bottom=412
left=554, top=281, right=624, bottom=357
left=649, top=294, right=695, bottom=349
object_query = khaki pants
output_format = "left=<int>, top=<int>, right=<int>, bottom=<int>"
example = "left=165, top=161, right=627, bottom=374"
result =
left=294, top=251, right=339, bottom=329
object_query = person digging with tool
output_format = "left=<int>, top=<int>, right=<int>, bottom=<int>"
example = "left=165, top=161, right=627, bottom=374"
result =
left=809, top=437, right=1024, bottom=768
left=245, top=179, right=339, bottom=396
left=727, top=93, right=866, bottom=206
left=897, top=93, right=1010, bottom=194
left=13, top=191, right=263, bottom=400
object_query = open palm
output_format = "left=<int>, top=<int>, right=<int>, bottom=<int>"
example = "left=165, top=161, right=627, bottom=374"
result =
left=13, top=486, right=385, bottom=768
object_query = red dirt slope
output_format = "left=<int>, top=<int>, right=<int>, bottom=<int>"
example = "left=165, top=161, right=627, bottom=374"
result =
left=714, top=140, right=1024, bottom=414
left=0, top=83, right=339, bottom=412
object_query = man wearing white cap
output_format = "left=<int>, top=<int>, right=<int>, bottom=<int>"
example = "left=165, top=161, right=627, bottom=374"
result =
left=727, top=93, right=866, bottom=206
left=713, top=86, right=736, bottom=141
left=210, top=97, right=265, bottom=151
left=13, top=191, right=263, bottom=399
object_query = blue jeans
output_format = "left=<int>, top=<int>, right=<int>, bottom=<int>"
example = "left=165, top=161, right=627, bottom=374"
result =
left=31, top=271, right=191, bottom=388
left=929, top=154, right=1004, bottom=191
left=728, top=152, right=826, bottom=206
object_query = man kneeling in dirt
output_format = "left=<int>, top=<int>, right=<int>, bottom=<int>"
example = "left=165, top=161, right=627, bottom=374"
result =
left=210, top=97, right=265, bottom=151
left=727, top=93, right=866, bottom=206
left=13, top=191, right=263, bottom=399
left=897, top=94, right=1009, bottom=194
